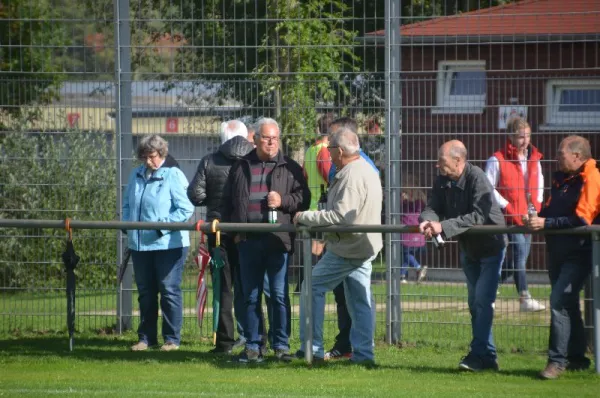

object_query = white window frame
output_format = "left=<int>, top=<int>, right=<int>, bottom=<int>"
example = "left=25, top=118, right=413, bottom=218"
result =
left=432, top=60, right=486, bottom=114
left=543, top=79, right=600, bottom=129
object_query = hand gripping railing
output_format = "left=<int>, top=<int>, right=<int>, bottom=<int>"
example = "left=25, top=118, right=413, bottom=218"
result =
left=1, top=219, right=599, bottom=372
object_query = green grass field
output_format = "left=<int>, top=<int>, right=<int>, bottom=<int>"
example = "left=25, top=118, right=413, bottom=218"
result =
left=1, top=279, right=599, bottom=396
left=0, top=331, right=598, bottom=397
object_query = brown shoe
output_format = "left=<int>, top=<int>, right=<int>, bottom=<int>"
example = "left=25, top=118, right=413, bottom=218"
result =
left=539, top=362, right=565, bottom=380
left=131, top=341, right=149, bottom=351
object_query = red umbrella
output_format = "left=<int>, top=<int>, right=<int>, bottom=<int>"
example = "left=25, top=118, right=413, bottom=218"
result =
left=194, top=222, right=211, bottom=329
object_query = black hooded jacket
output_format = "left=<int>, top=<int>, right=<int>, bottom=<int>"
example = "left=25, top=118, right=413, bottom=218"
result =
left=187, top=136, right=255, bottom=221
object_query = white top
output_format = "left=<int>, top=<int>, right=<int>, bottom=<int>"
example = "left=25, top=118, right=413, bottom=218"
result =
left=485, top=154, right=544, bottom=208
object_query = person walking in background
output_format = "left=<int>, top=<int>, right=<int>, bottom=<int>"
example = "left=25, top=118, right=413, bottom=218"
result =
left=303, top=113, right=335, bottom=258
left=400, top=174, right=428, bottom=284
left=525, top=135, right=600, bottom=380
left=485, top=117, right=545, bottom=312
left=187, top=120, right=255, bottom=354
left=295, top=126, right=382, bottom=364
left=123, top=135, right=194, bottom=352
left=420, top=140, right=507, bottom=372
left=221, top=117, right=310, bottom=363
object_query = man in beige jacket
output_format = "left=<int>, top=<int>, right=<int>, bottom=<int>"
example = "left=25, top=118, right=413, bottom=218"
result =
left=293, top=126, right=382, bottom=363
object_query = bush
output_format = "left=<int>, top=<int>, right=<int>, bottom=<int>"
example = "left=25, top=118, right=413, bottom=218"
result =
left=0, top=127, right=117, bottom=289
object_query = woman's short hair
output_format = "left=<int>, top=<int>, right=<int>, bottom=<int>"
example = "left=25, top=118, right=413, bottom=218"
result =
left=220, top=120, right=248, bottom=144
left=329, top=127, right=360, bottom=156
left=507, top=117, right=530, bottom=134
left=137, top=135, right=168, bottom=160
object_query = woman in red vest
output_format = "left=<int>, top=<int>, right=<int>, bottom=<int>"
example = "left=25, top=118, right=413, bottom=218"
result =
left=485, top=118, right=546, bottom=312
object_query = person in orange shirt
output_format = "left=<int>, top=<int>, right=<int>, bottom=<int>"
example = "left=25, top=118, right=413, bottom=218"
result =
left=525, top=135, right=600, bottom=379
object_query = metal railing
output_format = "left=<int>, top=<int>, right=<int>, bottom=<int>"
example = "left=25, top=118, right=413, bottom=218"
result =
left=1, top=218, right=599, bottom=372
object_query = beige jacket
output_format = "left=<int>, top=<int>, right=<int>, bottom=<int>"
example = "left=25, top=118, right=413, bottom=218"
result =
left=297, top=156, right=383, bottom=259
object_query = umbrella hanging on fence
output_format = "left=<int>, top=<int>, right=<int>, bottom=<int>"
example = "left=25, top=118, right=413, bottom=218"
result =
left=61, top=219, right=79, bottom=352
left=209, top=220, right=224, bottom=346
left=117, top=247, right=131, bottom=285
left=194, top=230, right=211, bottom=329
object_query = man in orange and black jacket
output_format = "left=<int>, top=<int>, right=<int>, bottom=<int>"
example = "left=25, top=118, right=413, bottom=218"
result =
left=525, top=135, right=600, bottom=380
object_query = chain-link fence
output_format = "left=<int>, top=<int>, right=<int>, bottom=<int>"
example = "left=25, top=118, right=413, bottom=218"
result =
left=1, top=0, right=599, bottom=353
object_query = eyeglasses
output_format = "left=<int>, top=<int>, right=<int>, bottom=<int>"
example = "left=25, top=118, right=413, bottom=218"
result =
left=259, top=135, right=278, bottom=143
left=142, top=153, right=160, bottom=161
left=328, top=145, right=339, bottom=150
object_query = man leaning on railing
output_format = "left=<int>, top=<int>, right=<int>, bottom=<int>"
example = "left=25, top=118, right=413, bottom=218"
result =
left=525, top=135, right=600, bottom=380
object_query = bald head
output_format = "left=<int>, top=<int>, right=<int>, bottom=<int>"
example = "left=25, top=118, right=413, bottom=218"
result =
left=437, top=140, right=467, bottom=180
left=557, top=135, right=592, bottom=173
left=439, top=140, right=467, bottom=160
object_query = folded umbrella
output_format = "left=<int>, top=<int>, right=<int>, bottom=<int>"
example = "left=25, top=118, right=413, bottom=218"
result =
left=61, top=238, right=80, bottom=352
left=194, top=231, right=211, bottom=330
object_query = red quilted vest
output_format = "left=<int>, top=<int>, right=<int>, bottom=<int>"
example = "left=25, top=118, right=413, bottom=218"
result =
left=493, top=140, right=543, bottom=226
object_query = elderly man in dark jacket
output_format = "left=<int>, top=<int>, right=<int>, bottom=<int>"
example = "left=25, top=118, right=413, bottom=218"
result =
left=222, top=117, right=310, bottom=363
left=188, top=119, right=254, bottom=354
left=420, top=140, right=507, bottom=372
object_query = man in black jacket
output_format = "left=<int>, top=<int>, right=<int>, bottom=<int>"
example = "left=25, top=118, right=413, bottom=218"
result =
left=188, top=119, right=254, bottom=354
left=419, top=140, right=507, bottom=372
left=222, top=117, right=310, bottom=363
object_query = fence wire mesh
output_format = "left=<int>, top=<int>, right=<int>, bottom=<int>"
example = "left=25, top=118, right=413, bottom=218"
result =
left=1, top=0, right=599, bottom=353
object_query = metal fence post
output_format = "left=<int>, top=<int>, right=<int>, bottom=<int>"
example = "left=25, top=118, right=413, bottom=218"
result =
left=384, top=0, right=403, bottom=344
left=301, top=228, right=313, bottom=364
left=115, top=0, right=133, bottom=333
left=592, top=232, right=600, bottom=374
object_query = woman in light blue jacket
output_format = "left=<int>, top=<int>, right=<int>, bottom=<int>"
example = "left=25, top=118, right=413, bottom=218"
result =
left=123, top=135, right=194, bottom=352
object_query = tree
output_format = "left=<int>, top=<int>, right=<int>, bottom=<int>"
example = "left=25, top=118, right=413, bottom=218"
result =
left=0, top=117, right=117, bottom=289
left=0, top=0, right=70, bottom=119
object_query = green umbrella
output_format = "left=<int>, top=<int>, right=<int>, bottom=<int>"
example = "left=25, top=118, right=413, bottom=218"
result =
left=210, top=235, right=225, bottom=345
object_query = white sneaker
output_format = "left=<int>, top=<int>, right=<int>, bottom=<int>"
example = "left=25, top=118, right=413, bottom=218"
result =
left=520, top=298, right=546, bottom=312
left=416, top=266, right=428, bottom=284
left=400, top=278, right=408, bottom=284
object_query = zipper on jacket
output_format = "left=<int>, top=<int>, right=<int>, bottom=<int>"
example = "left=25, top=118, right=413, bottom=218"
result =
left=137, top=171, right=151, bottom=251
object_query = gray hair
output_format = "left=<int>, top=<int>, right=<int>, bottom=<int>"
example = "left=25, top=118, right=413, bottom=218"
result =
left=255, top=117, right=280, bottom=135
left=137, top=135, right=168, bottom=160
left=448, top=144, right=467, bottom=160
left=562, top=135, right=592, bottom=160
left=329, top=127, right=360, bottom=156
left=220, top=120, right=248, bottom=144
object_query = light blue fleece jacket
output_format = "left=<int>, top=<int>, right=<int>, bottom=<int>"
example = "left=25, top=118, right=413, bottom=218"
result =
left=122, top=164, right=194, bottom=251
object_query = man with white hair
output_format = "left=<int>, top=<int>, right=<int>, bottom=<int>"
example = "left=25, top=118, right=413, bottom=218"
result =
left=222, top=117, right=310, bottom=363
left=294, top=126, right=383, bottom=364
left=188, top=119, right=254, bottom=354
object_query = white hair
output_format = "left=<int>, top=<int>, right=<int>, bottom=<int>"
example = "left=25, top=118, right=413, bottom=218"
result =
left=220, top=120, right=248, bottom=144
left=255, top=117, right=280, bottom=135
left=330, top=127, right=360, bottom=156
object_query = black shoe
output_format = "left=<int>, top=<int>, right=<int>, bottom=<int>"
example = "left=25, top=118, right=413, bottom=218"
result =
left=567, top=357, right=591, bottom=371
left=459, top=354, right=499, bottom=372
left=275, top=349, right=294, bottom=362
left=295, top=349, right=305, bottom=359
left=209, top=346, right=232, bottom=355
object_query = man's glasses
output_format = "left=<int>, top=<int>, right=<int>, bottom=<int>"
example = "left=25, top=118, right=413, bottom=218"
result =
left=259, top=135, right=278, bottom=143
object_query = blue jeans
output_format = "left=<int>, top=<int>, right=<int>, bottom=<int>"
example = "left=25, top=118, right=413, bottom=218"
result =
left=300, top=251, right=375, bottom=362
left=131, top=247, right=188, bottom=346
left=547, top=255, right=592, bottom=366
left=460, top=248, right=505, bottom=359
left=401, top=246, right=425, bottom=277
left=263, top=270, right=292, bottom=346
left=332, top=281, right=376, bottom=353
left=238, top=237, right=289, bottom=352
left=501, top=234, right=531, bottom=294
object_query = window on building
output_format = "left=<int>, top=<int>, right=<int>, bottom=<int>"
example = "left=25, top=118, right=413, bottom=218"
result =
left=433, top=61, right=486, bottom=114
left=545, top=79, right=600, bottom=129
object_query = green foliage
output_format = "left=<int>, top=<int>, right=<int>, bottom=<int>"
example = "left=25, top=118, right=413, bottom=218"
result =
left=0, top=0, right=69, bottom=116
left=253, top=0, right=359, bottom=150
left=0, top=116, right=117, bottom=289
